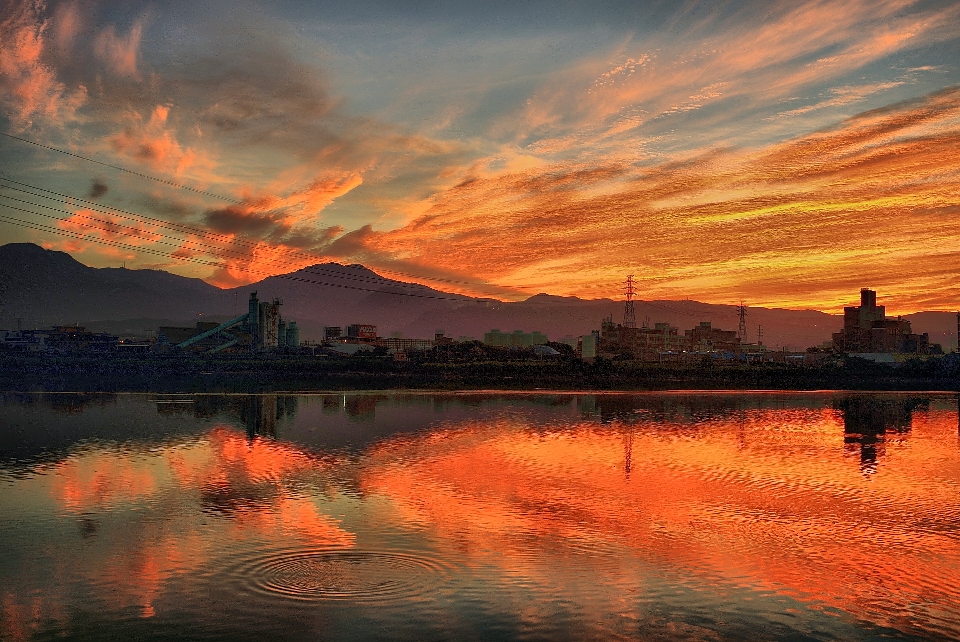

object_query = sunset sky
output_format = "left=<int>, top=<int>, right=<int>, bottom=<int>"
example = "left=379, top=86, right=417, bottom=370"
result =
left=1, top=0, right=959, bottom=312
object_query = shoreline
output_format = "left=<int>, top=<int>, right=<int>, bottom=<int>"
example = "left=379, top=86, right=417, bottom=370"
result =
left=2, top=351, right=958, bottom=394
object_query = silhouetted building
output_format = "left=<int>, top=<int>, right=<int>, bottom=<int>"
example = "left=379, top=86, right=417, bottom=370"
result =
left=323, top=326, right=343, bottom=341
left=600, top=316, right=686, bottom=359
left=346, top=324, right=378, bottom=342
left=0, top=326, right=117, bottom=352
left=685, top=321, right=741, bottom=353
left=377, top=337, right=434, bottom=352
left=158, top=321, right=221, bottom=345
left=832, top=289, right=938, bottom=354
left=156, top=292, right=298, bottom=353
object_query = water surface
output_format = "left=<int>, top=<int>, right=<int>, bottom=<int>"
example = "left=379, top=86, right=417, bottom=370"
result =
left=1, top=391, right=959, bottom=641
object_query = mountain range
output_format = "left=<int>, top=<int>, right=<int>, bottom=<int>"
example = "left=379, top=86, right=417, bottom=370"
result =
left=1, top=243, right=956, bottom=351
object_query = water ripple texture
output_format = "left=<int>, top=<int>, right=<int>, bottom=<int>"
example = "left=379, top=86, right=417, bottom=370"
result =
left=227, top=548, right=452, bottom=603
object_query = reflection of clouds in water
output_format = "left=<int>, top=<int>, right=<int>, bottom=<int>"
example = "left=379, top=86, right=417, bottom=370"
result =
left=361, top=405, right=960, bottom=638
left=7, top=426, right=354, bottom=628
left=3, top=394, right=960, bottom=640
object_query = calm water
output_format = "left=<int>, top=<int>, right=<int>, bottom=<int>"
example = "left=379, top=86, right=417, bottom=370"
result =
left=1, top=391, right=959, bottom=641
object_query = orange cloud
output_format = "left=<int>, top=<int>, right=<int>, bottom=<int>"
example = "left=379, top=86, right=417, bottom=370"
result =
left=93, top=20, right=143, bottom=78
left=326, top=86, right=960, bottom=312
left=107, top=104, right=214, bottom=177
left=0, top=0, right=86, bottom=131
left=54, top=208, right=164, bottom=251
left=495, top=0, right=959, bottom=158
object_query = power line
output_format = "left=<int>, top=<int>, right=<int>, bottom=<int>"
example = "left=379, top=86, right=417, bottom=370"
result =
left=0, top=176, right=243, bottom=245
left=0, top=189, right=449, bottom=290
left=0, top=174, right=520, bottom=293
left=0, top=195, right=473, bottom=294
left=0, top=201, right=736, bottom=314
left=0, top=170, right=708, bottom=307
left=0, top=204, right=489, bottom=303
left=0, top=131, right=240, bottom=203
left=0, top=136, right=497, bottom=290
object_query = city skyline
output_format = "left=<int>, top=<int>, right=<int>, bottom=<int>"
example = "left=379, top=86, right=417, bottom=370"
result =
left=2, top=0, right=960, bottom=314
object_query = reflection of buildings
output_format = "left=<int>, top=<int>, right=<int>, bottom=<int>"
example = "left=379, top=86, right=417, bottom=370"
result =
left=150, top=395, right=283, bottom=434
left=580, top=394, right=749, bottom=424
left=342, top=395, right=389, bottom=419
left=240, top=395, right=298, bottom=438
left=153, top=395, right=299, bottom=434
left=832, top=289, right=939, bottom=355
left=44, top=392, right=118, bottom=413
left=834, top=396, right=926, bottom=474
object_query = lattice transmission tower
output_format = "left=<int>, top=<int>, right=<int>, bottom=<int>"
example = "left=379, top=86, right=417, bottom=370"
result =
left=623, top=275, right=637, bottom=328
left=737, top=300, right=748, bottom=342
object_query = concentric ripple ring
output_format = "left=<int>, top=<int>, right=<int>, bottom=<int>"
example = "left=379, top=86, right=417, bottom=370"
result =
left=234, top=549, right=449, bottom=603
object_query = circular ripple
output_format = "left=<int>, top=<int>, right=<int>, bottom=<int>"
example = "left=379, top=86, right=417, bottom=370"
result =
left=233, top=549, right=450, bottom=603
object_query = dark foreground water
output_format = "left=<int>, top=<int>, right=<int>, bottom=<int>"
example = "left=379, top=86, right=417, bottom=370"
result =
left=1, top=391, right=959, bottom=641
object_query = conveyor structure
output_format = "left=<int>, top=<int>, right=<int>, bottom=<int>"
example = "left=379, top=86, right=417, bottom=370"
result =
left=177, top=313, right=250, bottom=350
left=166, top=292, right=299, bottom=353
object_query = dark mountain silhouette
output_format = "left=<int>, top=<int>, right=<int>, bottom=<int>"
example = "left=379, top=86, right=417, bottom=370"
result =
left=0, top=243, right=954, bottom=350
left=0, top=243, right=231, bottom=328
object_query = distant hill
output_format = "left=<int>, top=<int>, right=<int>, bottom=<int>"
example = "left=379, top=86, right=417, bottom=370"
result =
left=0, top=243, right=231, bottom=328
left=1, top=242, right=955, bottom=350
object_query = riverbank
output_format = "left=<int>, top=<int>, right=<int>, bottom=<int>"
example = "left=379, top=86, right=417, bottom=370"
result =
left=2, top=351, right=958, bottom=393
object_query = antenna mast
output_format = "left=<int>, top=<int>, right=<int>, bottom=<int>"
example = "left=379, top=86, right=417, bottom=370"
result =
left=623, top=275, right=637, bottom=328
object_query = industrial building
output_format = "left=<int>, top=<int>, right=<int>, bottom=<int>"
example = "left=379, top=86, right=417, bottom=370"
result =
left=158, top=292, right=300, bottom=353
left=323, top=326, right=343, bottom=341
left=832, top=289, right=939, bottom=355
left=0, top=326, right=118, bottom=352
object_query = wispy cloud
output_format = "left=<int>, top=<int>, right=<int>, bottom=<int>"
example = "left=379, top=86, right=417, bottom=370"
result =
left=333, top=86, right=960, bottom=312
left=93, top=20, right=143, bottom=78
left=0, top=0, right=86, bottom=132
left=4, top=0, right=960, bottom=311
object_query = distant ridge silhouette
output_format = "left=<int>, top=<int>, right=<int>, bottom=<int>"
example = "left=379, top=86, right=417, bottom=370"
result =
left=1, top=243, right=954, bottom=349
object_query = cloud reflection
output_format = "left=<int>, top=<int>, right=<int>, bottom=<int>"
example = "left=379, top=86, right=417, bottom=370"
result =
left=20, top=425, right=352, bottom=625
left=360, top=402, right=960, bottom=637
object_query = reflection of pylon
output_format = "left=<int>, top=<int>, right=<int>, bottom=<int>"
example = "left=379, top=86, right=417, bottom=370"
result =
left=623, top=275, right=637, bottom=328
left=737, top=300, right=747, bottom=341
left=757, top=324, right=763, bottom=345
left=623, top=429, right=633, bottom=479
